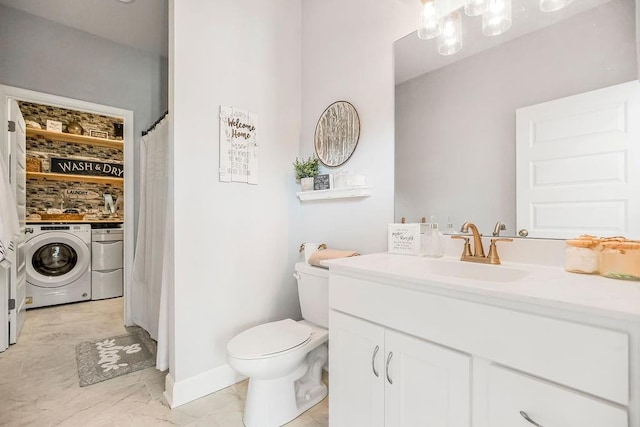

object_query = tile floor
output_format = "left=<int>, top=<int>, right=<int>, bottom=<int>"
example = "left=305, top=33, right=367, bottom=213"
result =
left=0, top=298, right=328, bottom=426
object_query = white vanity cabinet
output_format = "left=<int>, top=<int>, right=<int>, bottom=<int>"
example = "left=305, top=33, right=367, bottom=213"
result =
left=329, top=311, right=471, bottom=427
left=326, top=254, right=640, bottom=427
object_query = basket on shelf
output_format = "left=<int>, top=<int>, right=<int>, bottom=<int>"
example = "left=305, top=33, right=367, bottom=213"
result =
left=26, top=157, right=41, bottom=172
left=38, top=213, right=85, bottom=221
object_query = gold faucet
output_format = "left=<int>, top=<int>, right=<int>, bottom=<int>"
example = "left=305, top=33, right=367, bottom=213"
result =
left=451, top=221, right=512, bottom=265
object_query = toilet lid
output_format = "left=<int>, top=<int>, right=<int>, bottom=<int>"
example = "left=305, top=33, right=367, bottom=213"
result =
left=227, top=319, right=312, bottom=359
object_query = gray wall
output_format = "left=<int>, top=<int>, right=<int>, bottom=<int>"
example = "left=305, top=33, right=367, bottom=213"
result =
left=395, top=0, right=637, bottom=235
left=0, top=4, right=168, bottom=226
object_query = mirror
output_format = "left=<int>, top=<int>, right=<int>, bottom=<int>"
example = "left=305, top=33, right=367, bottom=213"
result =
left=315, top=101, right=360, bottom=167
left=394, top=0, right=639, bottom=238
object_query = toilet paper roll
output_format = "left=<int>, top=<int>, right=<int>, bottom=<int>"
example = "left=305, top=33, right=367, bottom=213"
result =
left=302, top=243, right=326, bottom=262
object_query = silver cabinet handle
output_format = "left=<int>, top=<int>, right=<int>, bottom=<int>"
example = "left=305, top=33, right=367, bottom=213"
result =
left=371, top=345, right=379, bottom=377
left=385, top=352, right=393, bottom=384
left=520, top=411, right=543, bottom=427
left=518, top=229, right=529, bottom=237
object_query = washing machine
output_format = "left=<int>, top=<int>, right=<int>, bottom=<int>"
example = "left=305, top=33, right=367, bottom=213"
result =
left=25, top=224, right=91, bottom=309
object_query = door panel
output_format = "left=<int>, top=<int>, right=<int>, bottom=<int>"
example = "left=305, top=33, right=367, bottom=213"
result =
left=329, top=310, right=385, bottom=427
left=385, top=330, right=471, bottom=427
left=487, top=365, right=627, bottom=427
left=516, top=80, right=640, bottom=238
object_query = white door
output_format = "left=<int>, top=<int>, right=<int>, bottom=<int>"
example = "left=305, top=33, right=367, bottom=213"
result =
left=0, top=260, right=10, bottom=351
left=385, top=329, right=471, bottom=427
left=329, top=311, right=385, bottom=427
left=516, top=81, right=640, bottom=238
left=8, top=99, right=26, bottom=344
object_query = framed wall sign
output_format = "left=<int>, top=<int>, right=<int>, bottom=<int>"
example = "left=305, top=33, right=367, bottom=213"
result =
left=388, top=223, right=420, bottom=255
left=219, top=105, right=258, bottom=184
left=89, top=129, right=109, bottom=139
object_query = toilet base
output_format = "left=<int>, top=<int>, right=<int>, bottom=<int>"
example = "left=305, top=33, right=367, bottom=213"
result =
left=243, top=344, right=328, bottom=427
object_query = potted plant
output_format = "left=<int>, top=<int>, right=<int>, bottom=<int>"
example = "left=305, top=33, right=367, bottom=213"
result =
left=293, top=155, right=319, bottom=191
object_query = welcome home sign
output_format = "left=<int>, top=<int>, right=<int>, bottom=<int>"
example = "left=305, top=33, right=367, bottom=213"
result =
left=50, top=157, right=124, bottom=178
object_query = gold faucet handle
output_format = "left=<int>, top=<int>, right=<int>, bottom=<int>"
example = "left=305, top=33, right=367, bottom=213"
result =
left=451, top=235, right=472, bottom=257
left=487, top=238, right=513, bottom=264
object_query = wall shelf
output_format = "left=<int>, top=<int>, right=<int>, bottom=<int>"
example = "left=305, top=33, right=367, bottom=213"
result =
left=27, top=172, right=123, bottom=186
left=296, top=186, right=373, bottom=201
left=26, top=128, right=124, bottom=150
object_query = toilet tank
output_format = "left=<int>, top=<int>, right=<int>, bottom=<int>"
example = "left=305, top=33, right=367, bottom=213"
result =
left=295, top=262, right=329, bottom=328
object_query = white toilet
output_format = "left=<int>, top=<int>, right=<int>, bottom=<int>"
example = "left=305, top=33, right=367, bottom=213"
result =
left=227, top=262, right=329, bottom=427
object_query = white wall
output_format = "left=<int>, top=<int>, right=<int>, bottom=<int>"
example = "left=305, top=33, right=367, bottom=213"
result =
left=293, top=0, right=419, bottom=256
left=0, top=4, right=168, bottom=226
left=395, top=0, right=637, bottom=234
left=169, top=0, right=303, bottom=406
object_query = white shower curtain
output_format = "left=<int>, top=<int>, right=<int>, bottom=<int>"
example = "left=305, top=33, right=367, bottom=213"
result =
left=130, top=115, right=172, bottom=370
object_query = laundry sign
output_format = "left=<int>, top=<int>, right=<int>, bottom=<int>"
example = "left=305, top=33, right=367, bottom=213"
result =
left=219, top=105, right=258, bottom=184
left=50, top=157, right=124, bottom=178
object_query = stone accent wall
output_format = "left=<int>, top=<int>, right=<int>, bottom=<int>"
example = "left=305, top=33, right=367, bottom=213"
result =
left=20, top=101, right=125, bottom=221
left=27, top=180, right=123, bottom=221
left=19, top=101, right=124, bottom=141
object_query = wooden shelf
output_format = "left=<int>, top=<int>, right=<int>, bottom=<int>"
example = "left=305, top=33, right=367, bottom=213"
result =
left=27, top=219, right=124, bottom=224
left=26, top=128, right=124, bottom=150
left=297, top=186, right=373, bottom=201
left=27, top=172, right=123, bottom=186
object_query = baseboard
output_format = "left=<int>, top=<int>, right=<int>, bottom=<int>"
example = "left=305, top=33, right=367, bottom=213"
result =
left=163, top=363, right=246, bottom=408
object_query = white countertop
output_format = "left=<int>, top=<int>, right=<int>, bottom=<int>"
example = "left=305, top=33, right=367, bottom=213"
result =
left=324, top=253, right=640, bottom=321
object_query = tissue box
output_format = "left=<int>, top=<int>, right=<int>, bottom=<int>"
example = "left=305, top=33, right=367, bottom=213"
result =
left=334, top=173, right=366, bottom=188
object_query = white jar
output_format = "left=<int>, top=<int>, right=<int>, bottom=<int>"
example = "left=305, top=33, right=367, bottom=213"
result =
left=565, top=238, right=600, bottom=274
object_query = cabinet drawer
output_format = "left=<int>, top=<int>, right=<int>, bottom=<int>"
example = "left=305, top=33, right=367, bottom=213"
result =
left=91, top=269, right=123, bottom=300
left=487, top=365, right=627, bottom=427
left=330, top=274, right=629, bottom=405
left=92, top=241, right=123, bottom=270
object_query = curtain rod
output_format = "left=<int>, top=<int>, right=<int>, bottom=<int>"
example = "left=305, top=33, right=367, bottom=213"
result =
left=141, top=111, right=169, bottom=136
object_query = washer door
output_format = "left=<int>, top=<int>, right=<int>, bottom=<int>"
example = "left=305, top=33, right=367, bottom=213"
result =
left=26, top=232, right=90, bottom=288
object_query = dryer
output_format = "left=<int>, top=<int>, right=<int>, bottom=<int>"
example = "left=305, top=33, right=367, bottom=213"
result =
left=25, top=224, right=91, bottom=309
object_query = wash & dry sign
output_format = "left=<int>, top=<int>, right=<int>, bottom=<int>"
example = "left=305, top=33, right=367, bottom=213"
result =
left=50, top=157, right=124, bottom=178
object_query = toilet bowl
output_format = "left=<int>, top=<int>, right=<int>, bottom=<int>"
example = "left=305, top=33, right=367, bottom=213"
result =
left=227, top=262, right=329, bottom=427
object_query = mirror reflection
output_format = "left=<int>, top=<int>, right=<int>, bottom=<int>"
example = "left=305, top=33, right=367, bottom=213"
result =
left=394, top=0, right=638, bottom=238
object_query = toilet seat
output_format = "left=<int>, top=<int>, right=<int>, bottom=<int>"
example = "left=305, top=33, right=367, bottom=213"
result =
left=227, top=319, right=312, bottom=360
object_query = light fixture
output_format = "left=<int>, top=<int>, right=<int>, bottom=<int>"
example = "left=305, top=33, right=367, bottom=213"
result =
left=116, top=0, right=135, bottom=3
left=465, top=0, right=489, bottom=17
left=482, top=0, right=512, bottom=36
left=437, top=11, right=463, bottom=55
left=418, top=0, right=442, bottom=40
left=417, top=0, right=573, bottom=56
left=539, top=0, right=573, bottom=12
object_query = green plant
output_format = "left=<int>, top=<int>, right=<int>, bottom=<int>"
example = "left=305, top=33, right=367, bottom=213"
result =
left=293, top=155, right=320, bottom=181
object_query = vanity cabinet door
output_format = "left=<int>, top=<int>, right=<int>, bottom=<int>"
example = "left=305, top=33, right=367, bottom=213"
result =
left=385, top=330, right=471, bottom=427
left=329, top=310, right=385, bottom=427
left=487, top=365, right=628, bottom=427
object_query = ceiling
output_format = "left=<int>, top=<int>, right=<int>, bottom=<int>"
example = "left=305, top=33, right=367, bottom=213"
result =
left=0, top=0, right=168, bottom=57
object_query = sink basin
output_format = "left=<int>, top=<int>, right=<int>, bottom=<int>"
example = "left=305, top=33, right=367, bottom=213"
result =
left=422, top=258, right=529, bottom=283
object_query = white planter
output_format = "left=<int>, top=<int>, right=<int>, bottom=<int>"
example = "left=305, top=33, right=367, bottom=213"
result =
left=300, top=177, right=315, bottom=192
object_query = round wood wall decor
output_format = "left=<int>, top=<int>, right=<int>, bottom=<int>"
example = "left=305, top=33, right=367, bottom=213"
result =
left=314, top=101, right=360, bottom=167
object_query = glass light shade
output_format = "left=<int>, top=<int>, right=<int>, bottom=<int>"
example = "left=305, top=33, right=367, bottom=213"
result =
left=418, top=0, right=441, bottom=40
left=437, top=12, right=463, bottom=56
left=465, top=0, right=490, bottom=16
left=540, top=0, right=573, bottom=12
left=482, top=0, right=512, bottom=36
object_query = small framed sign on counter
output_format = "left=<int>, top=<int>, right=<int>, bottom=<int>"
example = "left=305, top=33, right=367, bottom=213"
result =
left=388, top=223, right=420, bottom=255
